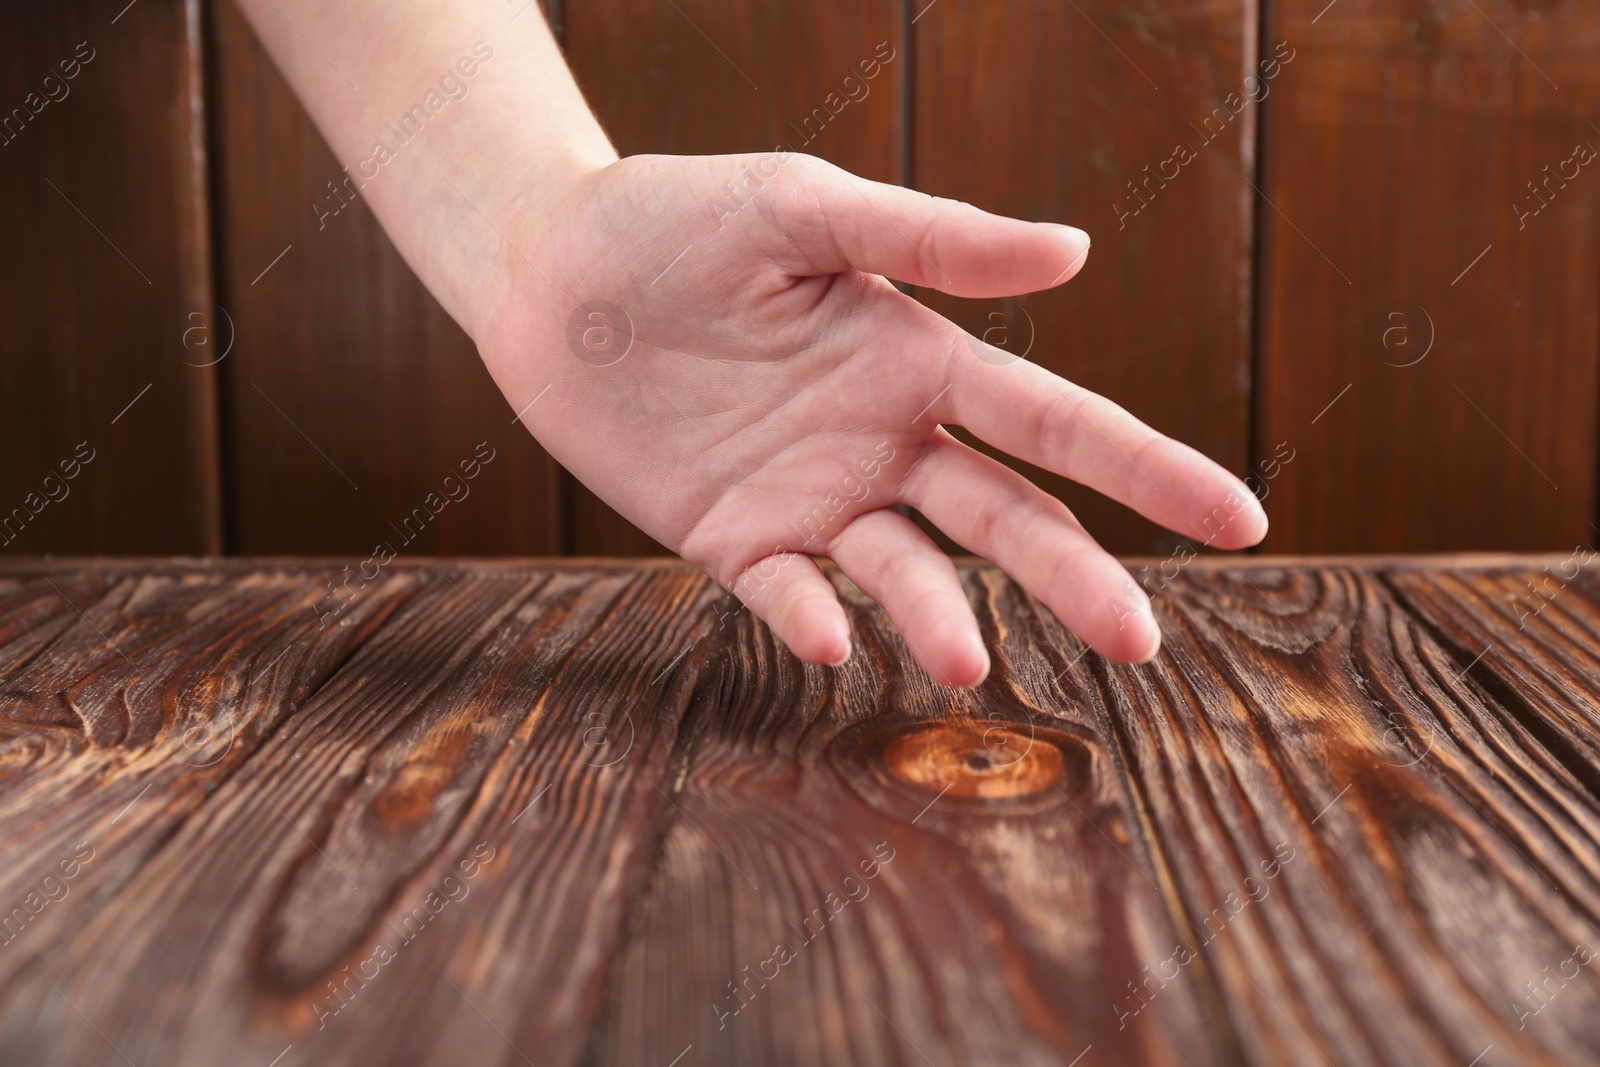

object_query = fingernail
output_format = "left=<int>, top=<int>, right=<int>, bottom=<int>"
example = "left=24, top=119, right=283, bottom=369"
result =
left=1048, top=225, right=1092, bottom=285
left=1238, top=484, right=1270, bottom=545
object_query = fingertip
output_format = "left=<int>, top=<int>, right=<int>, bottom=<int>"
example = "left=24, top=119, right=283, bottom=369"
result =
left=1046, top=224, right=1092, bottom=286
left=1212, top=474, right=1270, bottom=548
left=1099, top=625, right=1160, bottom=665
left=817, top=611, right=854, bottom=668
left=815, top=627, right=852, bottom=668
left=1186, top=477, right=1270, bottom=550
left=915, top=614, right=991, bottom=688
left=785, top=594, right=852, bottom=667
left=938, top=639, right=991, bottom=689
left=970, top=645, right=993, bottom=686
left=1132, top=626, right=1162, bottom=664
left=1091, top=599, right=1162, bottom=665
left=1241, top=494, right=1270, bottom=547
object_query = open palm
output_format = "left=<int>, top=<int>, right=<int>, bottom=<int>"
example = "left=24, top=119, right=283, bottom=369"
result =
left=475, top=152, right=1266, bottom=686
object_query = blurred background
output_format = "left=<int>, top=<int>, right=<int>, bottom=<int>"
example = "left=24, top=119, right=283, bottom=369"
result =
left=2, top=0, right=1596, bottom=559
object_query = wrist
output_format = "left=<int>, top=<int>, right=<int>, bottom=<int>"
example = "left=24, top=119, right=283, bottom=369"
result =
left=331, top=20, right=617, bottom=346
left=431, top=140, right=614, bottom=348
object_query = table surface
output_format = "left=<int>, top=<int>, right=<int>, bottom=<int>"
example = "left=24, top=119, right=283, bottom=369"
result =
left=2, top=556, right=1599, bottom=1067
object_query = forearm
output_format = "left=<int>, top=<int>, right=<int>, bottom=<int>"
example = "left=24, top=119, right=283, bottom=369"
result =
left=231, top=0, right=617, bottom=339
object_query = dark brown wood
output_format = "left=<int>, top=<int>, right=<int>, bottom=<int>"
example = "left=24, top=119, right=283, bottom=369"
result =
left=0, top=559, right=718, bottom=1065
left=1125, top=564, right=1600, bottom=1065
left=4, top=555, right=1600, bottom=1065
left=560, top=0, right=907, bottom=555
left=1255, top=0, right=1600, bottom=553
left=593, top=567, right=1223, bottom=1064
left=911, top=0, right=1257, bottom=555
left=208, top=0, right=561, bottom=556
left=0, top=0, right=221, bottom=555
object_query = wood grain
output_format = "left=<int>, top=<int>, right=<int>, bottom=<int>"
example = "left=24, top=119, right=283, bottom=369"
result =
left=0, top=560, right=717, bottom=1066
left=592, top=567, right=1224, bottom=1065
left=561, top=0, right=907, bottom=555
left=1123, top=564, right=1600, bottom=1064
left=910, top=0, right=1257, bottom=554
left=207, top=0, right=561, bottom=556
left=0, top=0, right=221, bottom=555
left=4, top=556, right=1600, bottom=1064
left=1255, top=0, right=1600, bottom=552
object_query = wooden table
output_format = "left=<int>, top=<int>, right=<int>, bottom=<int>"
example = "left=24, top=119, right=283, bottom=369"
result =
left=2, top=557, right=1599, bottom=1067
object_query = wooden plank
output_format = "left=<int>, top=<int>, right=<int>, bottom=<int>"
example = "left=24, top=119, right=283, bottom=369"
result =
left=0, top=561, right=717, bottom=1065
left=208, top=0, right=561, bottom=555
left=0, top=563, right=420, bottom=1033
left=911, top=0, right=1257, bottom=555
left=593, top=569, right=1229, bottom=1064
left=3, top=557, right=1600, bottom=1065
left=1124, top=563, right=1600, bottom=1064
left=560, top=0, right=907, bottom=555
left=1255, top=0, right=1600, bottom=552
left=0, top=0, right=220, bottom=554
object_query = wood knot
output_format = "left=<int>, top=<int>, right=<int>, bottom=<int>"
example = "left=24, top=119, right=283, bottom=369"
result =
left=883, top=722, right=1064, bottom=799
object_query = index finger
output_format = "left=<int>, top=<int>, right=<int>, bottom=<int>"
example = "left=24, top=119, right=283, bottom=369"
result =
left=927, top=333, right=1267, bottom=550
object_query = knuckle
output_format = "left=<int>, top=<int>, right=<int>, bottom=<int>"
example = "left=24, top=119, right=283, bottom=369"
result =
left=972, top=489, right=1035, bottom=560
left=749, top=154, right=831, bottom=249
left=1036, top=385, right=1085, bottom=462
left=1013, top=496, right=1065, bottom=561
left=766, top=152, right=828, bottom=202
left=875, top=537, right=922, bottom=595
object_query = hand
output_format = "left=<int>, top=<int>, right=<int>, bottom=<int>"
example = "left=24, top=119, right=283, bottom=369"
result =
left=475, top=152, right=1267, bottom=686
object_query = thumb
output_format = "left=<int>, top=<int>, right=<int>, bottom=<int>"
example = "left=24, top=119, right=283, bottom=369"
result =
left=770, top=157, right=1091, bottom=298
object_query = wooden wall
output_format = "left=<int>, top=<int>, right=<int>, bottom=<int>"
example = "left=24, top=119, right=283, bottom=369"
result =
left=0, top=0, right=219, bottom=555
left=3, top=0, right=1597, bottom=559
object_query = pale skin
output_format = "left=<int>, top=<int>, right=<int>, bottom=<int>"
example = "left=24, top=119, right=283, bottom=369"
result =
left=235, top=0, right=1268, bottom=687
